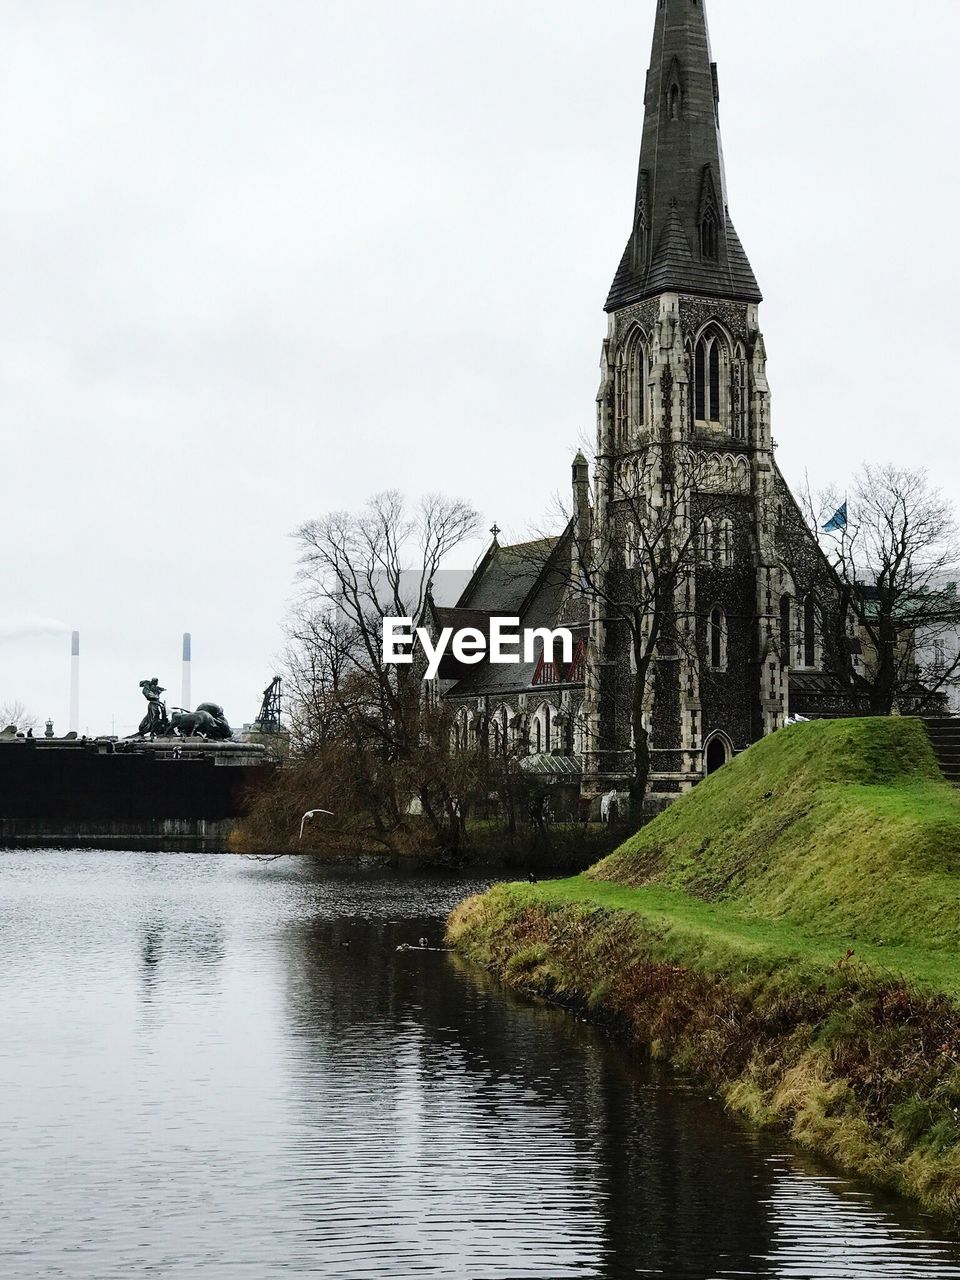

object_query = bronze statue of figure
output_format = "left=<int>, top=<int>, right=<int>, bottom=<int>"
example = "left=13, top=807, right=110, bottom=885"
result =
left=135, top=677, right=232, bottom=741
left=138, top=678, right=169, bottom=737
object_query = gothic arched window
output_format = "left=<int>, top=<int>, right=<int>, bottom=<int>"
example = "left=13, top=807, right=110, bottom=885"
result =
left=700, top=518, right=714, bottom=564
left=803, top=596, right=817, bottom=668
left=693, top=329, right=728, bottom=427
left=636, top=345, right=647, bottom=428
left=720, top=519, right=734, bottom=567
left=780, top=594, right=792, bottom=664
left=709, top=606, right=726, bottom=671
left=615, top=331, right=647, bottom=447
left=615, top=347, right=628, bottom=447
left=533, top=704, right=552, bottom=755
left=709, top=341, right=721, bottom=414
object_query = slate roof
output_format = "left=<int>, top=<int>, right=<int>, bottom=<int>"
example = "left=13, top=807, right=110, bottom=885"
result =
left=441, top=529, right=587, bottom=702
left=605, top=0, right=761, bottom=309
left=789, top=671, right=849, bottom=697
left=431, top=606, right=492, bottom=634
left=607, top=211, right=761, bottom=309
left=426, top=605, right=496, bottom=682
left=458, top=537, right=561, bottom=615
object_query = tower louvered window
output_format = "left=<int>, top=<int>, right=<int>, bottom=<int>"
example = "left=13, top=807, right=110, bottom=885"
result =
left=709, top=341, right=720, bottom=415
left=615, top=349, right=628, bottom=446
left=694, top=330, right=726, bottom=425
left=636, top=344, right=646, bottom=427
left=615, top=334, right=647, bottom=446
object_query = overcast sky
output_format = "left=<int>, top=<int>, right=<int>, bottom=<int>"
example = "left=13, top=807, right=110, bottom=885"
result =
left=2, top=0, right=958, bottom=734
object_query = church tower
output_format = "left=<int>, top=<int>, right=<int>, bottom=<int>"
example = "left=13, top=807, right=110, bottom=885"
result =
left=583, top=0, right=786, bottom=797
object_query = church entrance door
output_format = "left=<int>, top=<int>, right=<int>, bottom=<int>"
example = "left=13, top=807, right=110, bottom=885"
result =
left=705, top=736, right=730, bottom=776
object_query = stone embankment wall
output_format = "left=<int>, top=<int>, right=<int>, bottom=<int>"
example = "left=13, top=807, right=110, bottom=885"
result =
left=0, top=738, right=274, bottom=851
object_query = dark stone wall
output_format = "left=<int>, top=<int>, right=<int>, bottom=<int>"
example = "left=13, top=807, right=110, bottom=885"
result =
left=773, top=467, right=858, bottom=711
left=0, top=817, right=240, bottom=853
left=695, top=492, right=759, bottom=752
left=0, top=741, right=273, bottom=824
left=678, top=296, right=753, bottom=343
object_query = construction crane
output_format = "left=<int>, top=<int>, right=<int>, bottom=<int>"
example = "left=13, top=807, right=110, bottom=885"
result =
left=254, top=676, right=282, bottom=734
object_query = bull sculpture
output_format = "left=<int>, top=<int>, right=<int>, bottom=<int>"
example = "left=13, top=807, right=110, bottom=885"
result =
left=165, top=702, right=232, bottom=741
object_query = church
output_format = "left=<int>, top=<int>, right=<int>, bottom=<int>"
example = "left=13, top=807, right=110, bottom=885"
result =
left=427, top=0, right=858, bottom=806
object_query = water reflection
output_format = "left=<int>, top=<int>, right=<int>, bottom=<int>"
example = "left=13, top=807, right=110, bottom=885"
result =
left=0, top=851, right=958, bottom=1279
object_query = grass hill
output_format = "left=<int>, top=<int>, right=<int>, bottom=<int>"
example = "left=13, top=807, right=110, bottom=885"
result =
left=592, top=718, right=960, bottom=954
left=448, top=719, right=960, bottom=1217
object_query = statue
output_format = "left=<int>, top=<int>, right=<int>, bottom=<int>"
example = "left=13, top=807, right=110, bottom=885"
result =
left=135, top=677, right=232, bottom=741
left=166, top=702, right=232, bottom=741
left=138, top=678, right=169, bottom=736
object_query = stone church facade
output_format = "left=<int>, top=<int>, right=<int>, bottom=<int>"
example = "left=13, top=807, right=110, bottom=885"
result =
left=430, top=0, right=858, bottom=804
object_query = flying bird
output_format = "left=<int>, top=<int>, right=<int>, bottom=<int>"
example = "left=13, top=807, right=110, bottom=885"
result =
left=299, top=809, right=334, bottom=839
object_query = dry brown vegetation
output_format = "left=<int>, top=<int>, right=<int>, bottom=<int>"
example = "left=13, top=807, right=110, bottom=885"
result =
left=448, top=888, right=960, bottom=1219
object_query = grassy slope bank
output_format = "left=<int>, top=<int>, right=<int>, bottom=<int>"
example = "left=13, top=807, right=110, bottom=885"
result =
left=447, top=720, right=960, bottom=1218
left=592, top=718, right=960, bottom=954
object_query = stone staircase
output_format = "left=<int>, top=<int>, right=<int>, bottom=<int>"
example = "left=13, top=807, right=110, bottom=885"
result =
left=923, top=718, right=960, bottom=785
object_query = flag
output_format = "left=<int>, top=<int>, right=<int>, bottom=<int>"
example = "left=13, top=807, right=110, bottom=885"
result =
left=822, top=501, right=848, bottom=533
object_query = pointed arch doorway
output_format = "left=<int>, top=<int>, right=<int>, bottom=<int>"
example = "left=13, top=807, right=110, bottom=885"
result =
left=704, top=733, right=732, bottom=776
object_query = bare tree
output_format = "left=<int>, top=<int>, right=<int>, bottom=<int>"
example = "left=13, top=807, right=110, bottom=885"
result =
left=804, top=465, right=960, bottom=715
left=282, top=603, right=356, bottom=754
left=0, top=700, right=38, bottom=733
left=286, top=490, right=481, bottom=855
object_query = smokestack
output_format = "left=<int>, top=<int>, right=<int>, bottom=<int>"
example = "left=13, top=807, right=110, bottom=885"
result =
left=69, top=631, right=80, bottom=734
left=181, top=632, right=191, bottom=711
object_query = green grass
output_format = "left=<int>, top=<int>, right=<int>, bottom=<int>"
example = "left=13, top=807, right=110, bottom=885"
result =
left=484, top=876, right=960, bottom=998
left=592, top=717, right=960, bottom=956
left=447, top=719, right=960, bottom=1220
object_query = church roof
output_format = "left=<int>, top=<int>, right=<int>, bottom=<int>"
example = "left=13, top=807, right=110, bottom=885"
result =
left=442, top=529, right=582, bottom=700
left=458, top=536, right=561, bottom=616
left=605, top=0, right=762, bottom=310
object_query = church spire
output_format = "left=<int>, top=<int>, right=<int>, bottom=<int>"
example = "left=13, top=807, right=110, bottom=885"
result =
left=606, top=0, right=761, bottom=310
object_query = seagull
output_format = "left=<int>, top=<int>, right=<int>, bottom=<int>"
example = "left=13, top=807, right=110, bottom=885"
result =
left=299, top=808, right=334, bottom=839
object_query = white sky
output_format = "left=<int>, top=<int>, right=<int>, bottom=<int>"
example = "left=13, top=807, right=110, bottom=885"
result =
left=2, top=0, right=958, bottom=734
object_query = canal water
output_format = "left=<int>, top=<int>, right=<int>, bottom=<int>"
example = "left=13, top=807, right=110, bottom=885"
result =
left=2, top=851, right=960, bottom=1279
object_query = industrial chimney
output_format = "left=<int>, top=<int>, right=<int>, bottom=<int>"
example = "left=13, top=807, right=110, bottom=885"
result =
left=181, top=632, right=191, bottom=711
left=69, top=631, right=80, bottom=734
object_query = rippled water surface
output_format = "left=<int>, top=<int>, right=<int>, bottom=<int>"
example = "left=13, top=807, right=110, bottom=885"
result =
left=2, top=850, right=960, bottom=1278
